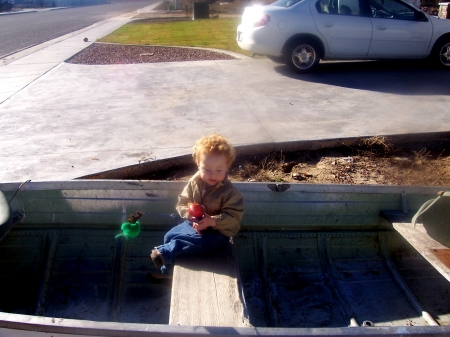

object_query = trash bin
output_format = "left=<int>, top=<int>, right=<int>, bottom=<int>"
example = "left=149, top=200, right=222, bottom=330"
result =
left=193, top=1, right=209, bottom=19
left=163, top=0, right=170, bottom=10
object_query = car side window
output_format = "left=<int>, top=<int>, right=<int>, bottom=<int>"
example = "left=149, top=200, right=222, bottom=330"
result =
left=316, top=0, right=368, bottom=16
left=368, top=0, right=419, bottom=20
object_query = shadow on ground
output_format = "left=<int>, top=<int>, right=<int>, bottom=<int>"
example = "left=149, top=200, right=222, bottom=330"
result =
left=274, top=60, right=450, bottom=96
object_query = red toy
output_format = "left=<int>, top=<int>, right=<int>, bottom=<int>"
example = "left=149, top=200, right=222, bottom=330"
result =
left=188, top=203, right=205, bottom=222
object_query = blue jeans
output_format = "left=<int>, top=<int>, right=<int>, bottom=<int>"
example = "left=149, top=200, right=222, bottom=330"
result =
left=156, top=220, right=229, bottom=275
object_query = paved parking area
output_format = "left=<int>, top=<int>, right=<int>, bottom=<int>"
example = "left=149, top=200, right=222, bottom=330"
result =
left=1, top=5, right=449, bottom=182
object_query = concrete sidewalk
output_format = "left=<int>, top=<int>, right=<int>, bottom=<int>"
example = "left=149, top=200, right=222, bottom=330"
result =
left=1, top=5, right=450, bottom=182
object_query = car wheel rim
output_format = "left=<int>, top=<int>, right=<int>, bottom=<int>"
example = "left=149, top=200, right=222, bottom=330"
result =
left=292, top=45, right=316, bottom=70
left=439, top=42, right=450, bottom=66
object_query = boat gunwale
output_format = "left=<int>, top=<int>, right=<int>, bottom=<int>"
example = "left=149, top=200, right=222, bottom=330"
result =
left=0, top=180, right=448, bottom=195
left=2, top=312, right=450, bottom=337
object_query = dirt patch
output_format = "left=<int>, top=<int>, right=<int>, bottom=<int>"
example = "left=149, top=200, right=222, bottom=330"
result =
left=138, top=137, right=450, bottom=186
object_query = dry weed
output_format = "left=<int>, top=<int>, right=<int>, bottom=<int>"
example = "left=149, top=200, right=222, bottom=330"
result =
left=235, top=162, right=259, bottom=180
left=358, top=136, right=395, bottom=157
left=260, top=153, right=282, bottom=171
left=437, top=149, right=446, bottom=160
left=234, top=152, right=285, bottom=182
left=412, top=148, right=431, bottom=166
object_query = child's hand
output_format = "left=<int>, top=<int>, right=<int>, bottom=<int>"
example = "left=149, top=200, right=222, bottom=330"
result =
left=192, top=214, right=216, bottom=235
left=198, top=214, right=216, bottom=229
left=192, top=222, right=202, bottom=236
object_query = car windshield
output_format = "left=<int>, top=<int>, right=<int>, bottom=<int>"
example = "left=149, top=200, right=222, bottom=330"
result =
left=271, top=0, right=303, bottom=7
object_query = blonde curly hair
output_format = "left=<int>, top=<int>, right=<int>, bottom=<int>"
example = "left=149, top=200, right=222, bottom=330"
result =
left=192, top=133, right=236, bottom=167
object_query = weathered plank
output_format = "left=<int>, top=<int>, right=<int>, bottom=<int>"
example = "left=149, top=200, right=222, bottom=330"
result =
left=393, top=222, right=450, bottom=282
left=169, top=242, right=250, bottom=327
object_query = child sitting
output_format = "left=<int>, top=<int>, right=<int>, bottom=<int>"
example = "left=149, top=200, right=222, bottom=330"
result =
left=150, top=133, right=244, bottom=278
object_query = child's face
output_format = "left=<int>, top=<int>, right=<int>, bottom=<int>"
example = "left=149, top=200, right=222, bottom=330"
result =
left=197, top=153, right=229, bottom=187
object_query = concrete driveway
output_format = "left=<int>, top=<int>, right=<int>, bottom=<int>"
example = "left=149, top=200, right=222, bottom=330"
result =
left=1, top=6, right=449, bottom=182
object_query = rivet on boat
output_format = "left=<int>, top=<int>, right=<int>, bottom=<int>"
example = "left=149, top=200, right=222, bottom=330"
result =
left=362, top=321, right=374, bottom=327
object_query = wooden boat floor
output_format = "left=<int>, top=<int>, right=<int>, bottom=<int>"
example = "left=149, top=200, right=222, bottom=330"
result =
left=169, top=242, right=250, bottom=327
left=1, top=226, right=450, bottom=328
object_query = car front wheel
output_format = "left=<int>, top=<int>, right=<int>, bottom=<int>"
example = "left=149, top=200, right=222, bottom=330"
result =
left=432, top=38, right=450, bottom=69
left=285, top=41, right=320, bottom=73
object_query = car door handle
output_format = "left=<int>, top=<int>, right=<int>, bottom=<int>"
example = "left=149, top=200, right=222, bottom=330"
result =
left=376, top=26, right=387, bottom=30
left=324, top=23, right=333, bottom=27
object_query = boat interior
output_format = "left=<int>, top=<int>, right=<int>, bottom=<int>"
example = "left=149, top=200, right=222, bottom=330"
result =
left=1, top=180, right=449, bottom=334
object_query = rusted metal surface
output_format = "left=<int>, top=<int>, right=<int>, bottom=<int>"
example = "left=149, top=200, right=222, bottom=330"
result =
left=431, top=248, right=450, bottom=269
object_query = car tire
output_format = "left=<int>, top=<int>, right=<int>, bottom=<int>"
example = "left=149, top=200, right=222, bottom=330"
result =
left=285, top=40, right=320, bottom=74
left=431, top=37, right=450, bottom=69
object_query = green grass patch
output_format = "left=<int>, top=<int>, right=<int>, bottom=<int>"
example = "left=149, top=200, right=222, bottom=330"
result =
left=99, top=18, right=250, bottom=56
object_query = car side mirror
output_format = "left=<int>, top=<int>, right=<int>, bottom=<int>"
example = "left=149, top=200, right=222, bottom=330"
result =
left=415, top=11, right=427, bottom=21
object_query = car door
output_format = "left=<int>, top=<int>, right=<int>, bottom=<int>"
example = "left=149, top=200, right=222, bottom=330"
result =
left=367, top=0, right=432, bottom=57
left=311, top=0, right=373, bottom=57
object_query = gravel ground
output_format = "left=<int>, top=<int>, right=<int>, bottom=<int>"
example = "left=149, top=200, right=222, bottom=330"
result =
left=66, top=42, right=237, bottom=65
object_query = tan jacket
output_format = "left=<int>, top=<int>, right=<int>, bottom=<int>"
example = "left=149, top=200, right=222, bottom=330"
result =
left=176, top=171, right=244, bottom=237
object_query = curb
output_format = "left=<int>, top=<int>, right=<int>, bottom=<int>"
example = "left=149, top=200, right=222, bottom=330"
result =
left=0, top=5, right=116, bottom=15
left=0, top=43, right=39, bottom=60
left=0, top=10, right=37, bottom=15
left=0, top=7, right=69, bottom=15
left=78, top=131, right=450, bottom=180
left=93, top=41, right=252, bottom=60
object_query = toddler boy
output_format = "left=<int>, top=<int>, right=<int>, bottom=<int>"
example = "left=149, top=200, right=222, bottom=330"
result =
left=150, top=133, right=244, bottom=277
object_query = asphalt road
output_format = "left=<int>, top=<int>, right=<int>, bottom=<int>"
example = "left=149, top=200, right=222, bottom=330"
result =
left=0, top=0, right=158, bottom=57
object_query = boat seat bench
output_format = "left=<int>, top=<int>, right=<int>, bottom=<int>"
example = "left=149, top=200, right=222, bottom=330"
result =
left=393, top=222, right=450, bottom=283
left=382, top=211, right=450, bottom=283
left=169, top=241, right=250, bottom=327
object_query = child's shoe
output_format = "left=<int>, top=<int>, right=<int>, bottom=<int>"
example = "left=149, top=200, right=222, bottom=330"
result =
left=150, top=248, right=164, bottom=269
left=149, top=272, right=172, bottom=280
left=146, top=271, right=172, bottom=284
